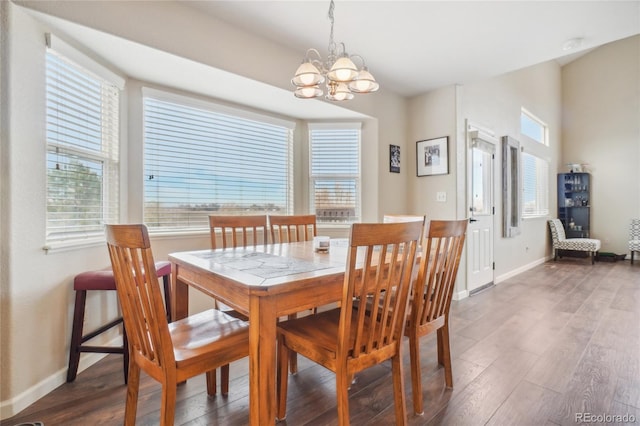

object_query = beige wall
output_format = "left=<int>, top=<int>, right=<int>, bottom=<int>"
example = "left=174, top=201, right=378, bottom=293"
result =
left=562, top=35, right=640, bottom=253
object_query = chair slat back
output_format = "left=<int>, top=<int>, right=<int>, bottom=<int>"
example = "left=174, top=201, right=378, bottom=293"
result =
left=209, top=215, right=268, bottom=249
left=269, top=214, right=317, bottom=243
left=106, top=224, right=174, bottom=373
left=340, top=221, right=423, bottom=361
left=413, top=220, right=467, bottom=328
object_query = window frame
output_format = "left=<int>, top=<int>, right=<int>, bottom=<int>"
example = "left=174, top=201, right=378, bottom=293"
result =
left=44, top=34, right=124, bottom=251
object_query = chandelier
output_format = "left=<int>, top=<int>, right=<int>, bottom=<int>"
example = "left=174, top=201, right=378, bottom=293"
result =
left=291, top=0, right=379, bottom=101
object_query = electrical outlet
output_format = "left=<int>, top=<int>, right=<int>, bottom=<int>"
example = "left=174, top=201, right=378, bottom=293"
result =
left=436, top=191, right=446, bottom=202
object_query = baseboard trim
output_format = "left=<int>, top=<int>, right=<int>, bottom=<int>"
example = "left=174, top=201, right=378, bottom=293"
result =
left=0, top=344, right=113, bottom=420
left=495, top=256, right=549, bottom=284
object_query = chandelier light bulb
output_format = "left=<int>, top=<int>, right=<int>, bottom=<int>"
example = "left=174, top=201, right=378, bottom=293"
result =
left=348, top=68, right=380, bottom=93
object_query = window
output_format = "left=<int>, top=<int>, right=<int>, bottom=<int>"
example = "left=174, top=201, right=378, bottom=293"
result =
left=309, top=123, right=361, bottom=224
left=45, top=38, right=121, bottom=246
left=520, top=109, right=547, bottom=145
left=143, top=89, right=294, bottom=232
left=522, top=152, right=549, bottom=217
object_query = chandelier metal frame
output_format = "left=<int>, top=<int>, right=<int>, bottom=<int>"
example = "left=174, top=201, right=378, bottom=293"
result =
left=291, top=0, right=379, bottom=101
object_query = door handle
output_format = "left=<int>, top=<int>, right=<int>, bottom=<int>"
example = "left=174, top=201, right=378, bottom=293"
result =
left=469, top=218, right=478, bottom=223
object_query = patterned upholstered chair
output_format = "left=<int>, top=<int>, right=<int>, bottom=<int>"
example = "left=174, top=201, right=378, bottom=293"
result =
left=629, top=219, right=640, bottom=264
left=548, top=219, right=601, bottom=264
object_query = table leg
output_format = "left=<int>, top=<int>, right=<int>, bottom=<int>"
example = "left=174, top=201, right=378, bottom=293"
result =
left=171, top=263, right=190, bottom=321
left=249, top=294, right=277, bottom=426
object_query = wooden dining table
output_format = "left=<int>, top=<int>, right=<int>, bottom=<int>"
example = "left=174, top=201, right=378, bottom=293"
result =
left=168, top=239, right=351, bottom=426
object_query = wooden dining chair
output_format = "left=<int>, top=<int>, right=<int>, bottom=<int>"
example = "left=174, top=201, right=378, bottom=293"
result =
left=276, top=220, right=424, bottom=426
left=269, top=214, right=317, bottom=243
left=406, top=219, right=467, bottom=415
left=208, top=214, right=267, bottom=390
left=209, top=214, right=269, bottom=249
left=268, top=214, right=318, bottom=373
left=106, top=224, right=249, bottom=426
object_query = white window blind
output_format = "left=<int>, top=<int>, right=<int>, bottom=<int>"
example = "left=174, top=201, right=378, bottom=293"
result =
left=309, top=124, right=361, bottom=224
left=143, top=93, right=293, bottom=232
left=522, top=152, right=549, bottom=217
left=45, top=50, right=120, bottom=245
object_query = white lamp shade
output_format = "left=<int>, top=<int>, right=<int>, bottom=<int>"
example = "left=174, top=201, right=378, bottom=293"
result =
left=294, top=85, right=323, bottom=98
left=348, top=69, right=380, bottom=93
left=292, top=62, right=324, bottom=87
left=327, top=56, right=358, bottom=82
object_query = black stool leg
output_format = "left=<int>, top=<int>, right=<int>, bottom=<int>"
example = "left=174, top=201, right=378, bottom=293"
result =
left=122, top=324, right=129, bottom=384
left=67, top=290, right=86, bottom=382
left=162, top=274, right=172, bottom=322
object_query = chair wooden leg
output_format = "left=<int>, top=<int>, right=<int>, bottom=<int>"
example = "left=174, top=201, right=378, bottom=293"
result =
left=336, top=363, right=351, bottom=426
left=391, top=353, right=408, bottom=426
left=206, top=370, right=216, bottom=396
left=408, top=332, right=423, bottom=415
left=221, top=364, right=230, bottom=395
left=631, top=251, right=634, bottom=264
left=67, top=290, right=86, bottom=383
left=276, top=338, right=289, bottom=420
left=438, top=325, right=454, bottom=388
left=124, top=362, right=141, bottom=426
left=160, top=381, right=177, bottom=426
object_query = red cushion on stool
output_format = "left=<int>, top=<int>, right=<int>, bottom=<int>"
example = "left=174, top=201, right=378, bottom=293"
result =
left=74, top=261, right=171, bottom=291
left=74, top=269, right=116, bottom=291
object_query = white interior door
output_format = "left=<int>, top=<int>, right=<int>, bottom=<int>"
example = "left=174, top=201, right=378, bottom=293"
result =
left=467, top=131, right=496, bottom=294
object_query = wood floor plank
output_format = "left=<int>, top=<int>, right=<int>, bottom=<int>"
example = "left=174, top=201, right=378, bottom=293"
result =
left=485, top=379, right=561, bottom=425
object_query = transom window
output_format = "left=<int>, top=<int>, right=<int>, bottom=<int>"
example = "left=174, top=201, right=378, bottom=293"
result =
left=143, top=89, right=294, bottom=232
left=520, top=108, right=548, bottom=145
left=309, top=123, right=361, bottom=224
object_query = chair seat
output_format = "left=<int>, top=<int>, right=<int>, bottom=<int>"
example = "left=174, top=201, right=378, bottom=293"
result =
left=629, top=239, right=640, bottom=250
left=170, top=309, right=249, bottom=365
left=554, top=238, right=601, bottom=252
left=74, top=261, right=171, bottom=291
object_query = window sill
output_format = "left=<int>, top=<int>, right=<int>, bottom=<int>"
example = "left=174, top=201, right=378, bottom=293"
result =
left=522, top=214, right=550, bottom=221
left=43, top=237, right=106, bottom=254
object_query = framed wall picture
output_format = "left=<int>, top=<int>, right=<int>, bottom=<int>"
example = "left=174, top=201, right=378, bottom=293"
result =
left=416, top=137, right=448, bottom=176
left=389, top=144, right=400, bottom=173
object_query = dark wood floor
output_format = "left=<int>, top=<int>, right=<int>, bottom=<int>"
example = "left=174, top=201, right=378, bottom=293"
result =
left=5, top=259, right=640, bottom=426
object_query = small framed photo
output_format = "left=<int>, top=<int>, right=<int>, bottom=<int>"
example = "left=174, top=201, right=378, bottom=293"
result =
left=389, top=144, right=400, bottom=173
left=416, top=137, right=448, bottom=176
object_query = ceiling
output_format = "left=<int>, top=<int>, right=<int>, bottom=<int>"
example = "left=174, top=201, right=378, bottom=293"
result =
left=23, top=1, right=640, bottom=119
left=185, top=1, right=640, bottom=96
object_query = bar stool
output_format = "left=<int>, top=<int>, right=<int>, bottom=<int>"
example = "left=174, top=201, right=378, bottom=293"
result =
left=66, top=261, right=172, bottom=383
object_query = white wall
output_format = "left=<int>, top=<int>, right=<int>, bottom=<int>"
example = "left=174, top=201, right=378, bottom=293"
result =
left=562, top=35, right=640, bottom=253
left=461, top=61, right=563, bottom=281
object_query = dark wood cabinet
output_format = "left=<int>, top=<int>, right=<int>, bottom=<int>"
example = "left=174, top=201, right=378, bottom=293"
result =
left=557, top=172, right=591, bottom=238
